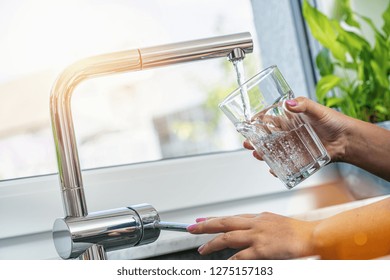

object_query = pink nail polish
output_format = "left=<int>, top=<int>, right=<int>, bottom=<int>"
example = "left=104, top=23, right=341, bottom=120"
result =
left=196, top=218, right=207, bottom=223
left=187, top=224, right=197, bottom=231
left=286, top=99, right=297, bottom=106
left=198, top=244, right=205, bottom=253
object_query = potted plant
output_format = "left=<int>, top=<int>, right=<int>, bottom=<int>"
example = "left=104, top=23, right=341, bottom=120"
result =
left=303, top=0, right=390, bottom=198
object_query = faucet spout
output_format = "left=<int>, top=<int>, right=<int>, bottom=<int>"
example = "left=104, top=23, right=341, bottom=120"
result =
left=50, top=32, right=253, bottom=218
left=50, top=32, right=253, bottom=260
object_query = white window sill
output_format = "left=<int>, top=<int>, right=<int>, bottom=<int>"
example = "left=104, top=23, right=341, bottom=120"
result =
left=0, top=150, right=340, bottom=259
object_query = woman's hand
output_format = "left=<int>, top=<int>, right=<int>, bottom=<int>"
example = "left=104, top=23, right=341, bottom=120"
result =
left=245, top=96, right=390, bottom=180
left=244, top=96, right=352, bottom=164
left=187, top=212, right=319, bottom=260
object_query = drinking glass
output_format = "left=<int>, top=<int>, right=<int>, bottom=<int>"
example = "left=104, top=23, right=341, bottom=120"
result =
left=219, top=65, right=330, bottom=189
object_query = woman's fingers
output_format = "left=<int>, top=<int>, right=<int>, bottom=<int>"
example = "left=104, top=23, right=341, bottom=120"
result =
left=252, top=150, right=263, bottom=161
left=269, top=169, right=277, bottom=177
left=188, top=216, right=251, bottom=234
left=286, top=96, right=328, bottom=121
left=198, top=230, right=252, bottom=255
left=195, top=214, right=256, bottom=224
left=244, top=140, right=264, bottom=161
left=188, top=212, right=317, bottom=260
left=235, top=214, right=258, bottom=218
left=228, top=247, right=261, bottom=260
left=243, top=140, right=254, bottom=150
left=246, top=143, right=277, bottom=174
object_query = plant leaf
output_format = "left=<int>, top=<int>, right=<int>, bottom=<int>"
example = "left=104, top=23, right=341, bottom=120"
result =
left=316, top=75, right=342, bottom=102
left=357, top=14, right=386, bottom=39
left=357, top=59, right=365, bottom=81
left=344, top=93, right=358, bottom=119
left=372, top=32, right=389, bottom=70
left=303, top=0, right=347, bottom=63
left=370, top=60, right=390, bottom=88
left=335, top=26, right=371, bottom=60
left=375, top=104, right=389, bottom=114
left=315, top=48, right=334, bottom=76
left=304, top=0, right=390, bottom=122
left=357, top=14, right=388, bottom=69
left=337, top=0, right=360, bottom=28
left=382, top=1, right=390, bottom=36
left=325, top=97, right=344, bottom=107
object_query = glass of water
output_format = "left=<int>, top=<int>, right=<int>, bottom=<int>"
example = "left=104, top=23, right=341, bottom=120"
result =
left=219, top=65, right=330, bottom=189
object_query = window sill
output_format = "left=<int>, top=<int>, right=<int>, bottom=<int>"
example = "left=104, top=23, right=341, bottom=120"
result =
left=0, top=150, right=341, bottom=259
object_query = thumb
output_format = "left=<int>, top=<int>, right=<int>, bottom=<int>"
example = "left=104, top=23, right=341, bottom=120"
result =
left=285, top=96, right=327, bottom=120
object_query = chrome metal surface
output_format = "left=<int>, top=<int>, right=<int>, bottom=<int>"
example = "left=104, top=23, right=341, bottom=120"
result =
left=50, top=49, right=141, bottom=218
left=50, top=32, right=253, bottom=259
left=227, top=48, right=246, bottom=62
left=154, top=221, right=190, bottom=232
left=129, top=204, right=161, bottom=245
left=53, top=205, right=160, bottom=259
left=50, top=32, right=253, bottom=218
left=79, top=244, right=107, bottom=260
left=141, top=32, right=253, bottom=69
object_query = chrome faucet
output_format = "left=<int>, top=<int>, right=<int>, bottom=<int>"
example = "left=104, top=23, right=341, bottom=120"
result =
left=50, top=32, right=253, bottom=260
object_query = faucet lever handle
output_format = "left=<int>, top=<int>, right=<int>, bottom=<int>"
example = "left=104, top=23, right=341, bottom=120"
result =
left=153, top=221, right=190, bottom=232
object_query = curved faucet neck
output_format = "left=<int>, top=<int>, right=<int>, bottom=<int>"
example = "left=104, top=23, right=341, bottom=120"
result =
left=50, top=32, right=253, bottom=218
left=50, top=50, right=142, bottom=217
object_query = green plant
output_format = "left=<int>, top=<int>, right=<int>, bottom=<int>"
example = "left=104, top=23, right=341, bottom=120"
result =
left=303, top=0, right=390, bottom=123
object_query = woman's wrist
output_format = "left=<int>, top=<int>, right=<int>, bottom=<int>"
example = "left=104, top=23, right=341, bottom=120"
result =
left=340, top=117, right=390, bottom=180
left=337, top=115, right=357, bottom=164
left=302, top=220, right=323, bottom=258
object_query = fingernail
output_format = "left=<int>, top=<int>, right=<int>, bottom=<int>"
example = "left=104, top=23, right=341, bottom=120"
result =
left=196, top=218, right=207, bottom=223
left=186, top=224, right=197, bottom=232
left=198, top=244, right=205, bottom=253
left=286, top=99, right=298, bottom=106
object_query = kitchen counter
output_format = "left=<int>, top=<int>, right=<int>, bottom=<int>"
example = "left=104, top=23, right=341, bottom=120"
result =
left=109, top=183, right=389, bottom=260
left=2, top=172, right=387, bottom=260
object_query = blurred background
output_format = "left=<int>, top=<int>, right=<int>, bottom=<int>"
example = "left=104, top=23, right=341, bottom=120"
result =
left=0, top=0, right=260, bottom=180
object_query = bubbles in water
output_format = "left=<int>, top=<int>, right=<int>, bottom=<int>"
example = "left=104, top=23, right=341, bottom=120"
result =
left=236, top=104, right=329, bottom=189
left=229, top=62, right=330, bottom=188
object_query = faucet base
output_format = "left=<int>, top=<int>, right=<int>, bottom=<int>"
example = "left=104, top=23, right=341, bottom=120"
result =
left=53, top=204, right=160, bottom=259
left=79, top=244, right=107, bottom=260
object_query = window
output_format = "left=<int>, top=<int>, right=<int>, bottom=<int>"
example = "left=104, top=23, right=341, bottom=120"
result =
left=0, top=0, right=260, bottom=180
left=0, top=0, right=337, bottom=260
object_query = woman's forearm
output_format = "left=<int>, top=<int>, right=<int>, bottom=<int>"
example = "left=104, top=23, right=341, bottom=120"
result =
left=312, top=197, right=390, bottom=259
left=344, top=118, right=390, bottom=181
